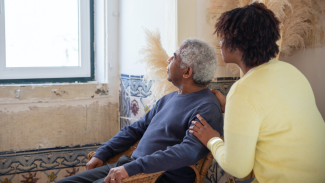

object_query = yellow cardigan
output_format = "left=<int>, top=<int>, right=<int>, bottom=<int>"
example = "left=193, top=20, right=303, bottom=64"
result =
left=207, top=60, right=325, bottom=183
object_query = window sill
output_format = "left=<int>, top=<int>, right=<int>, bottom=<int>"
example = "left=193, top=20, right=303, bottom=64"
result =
left=0, top=82, right=109, bottom=104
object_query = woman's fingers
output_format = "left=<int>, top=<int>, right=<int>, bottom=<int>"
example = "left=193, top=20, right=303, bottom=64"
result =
left=189, top=125, right=201, bottom=132
left=190, top=114, right=221, bottom=146
left=189, top=129, right=199, bottom=137
left=210, top=89, right=223, bottom=97
left=191, top=120, right=203, bottom=128
left=196, top=114, right=209, bottom=126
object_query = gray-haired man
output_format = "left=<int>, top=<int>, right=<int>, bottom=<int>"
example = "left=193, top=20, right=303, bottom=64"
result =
left=58, top=38, right=224, bottom=183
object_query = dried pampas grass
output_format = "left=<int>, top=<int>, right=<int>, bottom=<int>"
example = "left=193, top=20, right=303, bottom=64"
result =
left=267, top=0, right=291, bottom=25
left=300, top=0, right=325, bottom=47
left=281, top=0, right=316, bottom=56
left=238, top=0, right=255, bottom=7
left=238, top=0, right=291, bottom=26
left=139, top=29, right=177, bottom=103
left=237, top=0, right=323, bottom=56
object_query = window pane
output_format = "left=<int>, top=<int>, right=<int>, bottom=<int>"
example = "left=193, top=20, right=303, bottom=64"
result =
left=5, top=0, right=79, bottom=67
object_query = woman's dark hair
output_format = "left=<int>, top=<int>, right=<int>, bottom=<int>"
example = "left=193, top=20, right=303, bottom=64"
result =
left=214, top=2, right=281, bottom=67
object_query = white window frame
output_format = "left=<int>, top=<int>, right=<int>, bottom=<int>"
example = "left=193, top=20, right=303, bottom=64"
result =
left=0, top=0, right=91, bottom=80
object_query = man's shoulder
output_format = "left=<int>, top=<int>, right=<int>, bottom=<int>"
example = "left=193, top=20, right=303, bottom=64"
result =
left=158, top=91, right=177, bottom=101
left=153, top=91, right=177, bottom=107
left=196, top=90, right=223, bottom=116
left=156, top=89, right=221, bottom=111
left=196, top=89, right=220, bottom=106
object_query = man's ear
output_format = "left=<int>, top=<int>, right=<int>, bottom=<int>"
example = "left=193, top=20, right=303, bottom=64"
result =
left=183, top=67, right=193, bottom=79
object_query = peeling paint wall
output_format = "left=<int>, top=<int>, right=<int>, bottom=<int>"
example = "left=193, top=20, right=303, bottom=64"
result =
left=0, top=84, right=119, bottom=152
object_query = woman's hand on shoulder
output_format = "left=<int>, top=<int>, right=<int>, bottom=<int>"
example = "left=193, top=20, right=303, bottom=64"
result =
left=210, top=89, right=226, bottom=113
left=189, top=114, right=221, bottom=146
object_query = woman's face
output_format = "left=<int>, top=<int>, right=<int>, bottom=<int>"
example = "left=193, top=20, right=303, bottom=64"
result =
left=220, top=40, right=243, bottom=64
left=220, top=40, right=226, bottom=62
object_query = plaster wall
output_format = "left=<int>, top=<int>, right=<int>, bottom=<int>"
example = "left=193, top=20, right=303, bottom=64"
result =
left=0, top=84, right=119, bottom=152
left=95, top=0, right=120, bottom=104
left=0, top=0, right=121, bottom=153
left=118, top=0, right=239, bottom=78
left=279, top=47, right=325, bottom=119
left=119, top=0, right=176, bottom=75
left=196, top=0, right=240, bottom=78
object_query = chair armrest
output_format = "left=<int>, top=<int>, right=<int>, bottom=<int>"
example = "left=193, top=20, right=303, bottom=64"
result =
left=199, top=152, right=214, bottom=182
left=122, top=171, right=165, bottom=183
left=88, top=151, right=96, bottom=161
left=87, top=152, right=208, bottom=183
left=88, top=150, right=164, bottom=183
left=87, top=141, right=213, bottom=183
left=87, top=141, right=140, bottom=164
left=188, top=152, right=213, bottom=183
left=189, top=164, right=201, bottom=183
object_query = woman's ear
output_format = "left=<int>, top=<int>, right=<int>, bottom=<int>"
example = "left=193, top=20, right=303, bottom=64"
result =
left=183, top=67, right=193, bottom=79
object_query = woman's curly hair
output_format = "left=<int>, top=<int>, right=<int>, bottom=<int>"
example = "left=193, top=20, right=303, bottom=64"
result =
left=214, top=2, right=281, bottom=67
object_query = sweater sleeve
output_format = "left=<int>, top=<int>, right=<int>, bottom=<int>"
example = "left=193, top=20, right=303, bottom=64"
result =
left=123, top=103, right=223, bottom=176
left=93, top=103, right=158, bottom=162
left=207, top=93, right=261, bottom=178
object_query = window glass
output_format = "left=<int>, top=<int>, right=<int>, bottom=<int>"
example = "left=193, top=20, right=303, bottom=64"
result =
left=5, top=0, right=79, bottom=67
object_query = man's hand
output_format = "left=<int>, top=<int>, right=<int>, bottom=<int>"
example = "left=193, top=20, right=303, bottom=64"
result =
left=86, top=157, right=104, bottom=170
left=210, top=89, right=226, bottom=113
left=189, top=114, right=221, bottom=146
left=104, top=166, right=129, bottom=183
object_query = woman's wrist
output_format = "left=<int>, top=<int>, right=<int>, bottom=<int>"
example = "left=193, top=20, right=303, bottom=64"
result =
left=207, top=137, right=223, bottom=150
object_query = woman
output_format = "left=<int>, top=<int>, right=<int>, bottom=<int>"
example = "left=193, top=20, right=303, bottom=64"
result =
left=189, top=2, right=325, bottom=183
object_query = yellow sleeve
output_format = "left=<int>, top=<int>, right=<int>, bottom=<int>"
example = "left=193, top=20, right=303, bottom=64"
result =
left=207, top=93, right=261, bottom=178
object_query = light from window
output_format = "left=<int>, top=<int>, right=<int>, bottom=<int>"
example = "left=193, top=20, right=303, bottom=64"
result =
left=5, top=0, right=79, bottom=67
left=0, top=0, right=91, bottom=80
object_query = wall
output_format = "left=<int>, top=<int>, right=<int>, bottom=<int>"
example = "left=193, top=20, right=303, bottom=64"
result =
left=196, top=0, right=240, bottom=78
left=0, top=83, right=120, bottom=182
left=119, top=0, right=175, bottom=76
left=118, top=0, right=176, bottom=128
left=0, top=84, right=119, bottom=152
left=0, top=1, right=121, bottom=182
left=279, top=47, right=325, bottom=119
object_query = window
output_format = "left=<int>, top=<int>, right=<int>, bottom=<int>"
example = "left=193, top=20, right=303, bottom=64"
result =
left=0, top=0, right=94, bottom=84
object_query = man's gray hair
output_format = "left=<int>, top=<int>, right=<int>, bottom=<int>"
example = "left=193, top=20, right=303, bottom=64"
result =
left=179, top=38, right=217, bottom=86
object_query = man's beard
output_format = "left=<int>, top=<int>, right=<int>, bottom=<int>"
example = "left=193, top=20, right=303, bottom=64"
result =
left=166, top=64, right=170, bottom=75
left=166, top=64, right=171, bottom=81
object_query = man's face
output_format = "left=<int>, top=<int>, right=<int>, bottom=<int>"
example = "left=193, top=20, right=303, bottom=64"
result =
left=167, top=47, right=184, bottom=86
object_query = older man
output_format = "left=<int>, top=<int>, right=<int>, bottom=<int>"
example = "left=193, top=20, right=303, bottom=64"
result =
left=57, top=38, right=223, bottom=183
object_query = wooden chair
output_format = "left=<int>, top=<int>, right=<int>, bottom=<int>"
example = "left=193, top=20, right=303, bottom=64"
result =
left=88, top=140, right=214, bottom=183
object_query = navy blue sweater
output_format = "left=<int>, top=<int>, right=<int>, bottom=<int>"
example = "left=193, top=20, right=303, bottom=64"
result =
left=94, top=88, right=223, bottom=183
